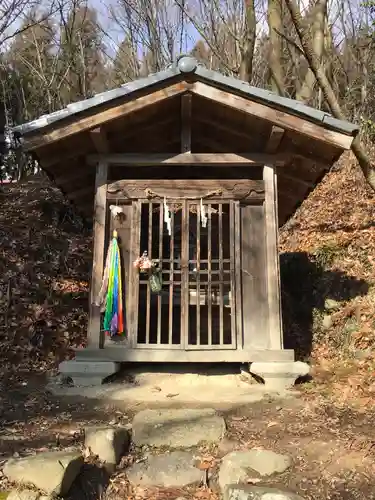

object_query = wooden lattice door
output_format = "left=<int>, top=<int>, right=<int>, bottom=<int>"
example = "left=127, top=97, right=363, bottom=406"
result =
left=128, top=197, right=242, bottom=350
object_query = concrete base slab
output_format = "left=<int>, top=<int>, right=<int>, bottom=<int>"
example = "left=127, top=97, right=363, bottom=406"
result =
left=48, top=364, right=299, bottom=411
left=249, top=361, right=310, bottom=391
left=59, top=360, right=120, bottom=387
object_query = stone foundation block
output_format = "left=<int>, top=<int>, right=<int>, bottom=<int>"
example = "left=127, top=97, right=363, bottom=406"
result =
left=249, top=361, right=309, bottom=390
left=59, top=360, right=119, bottom=387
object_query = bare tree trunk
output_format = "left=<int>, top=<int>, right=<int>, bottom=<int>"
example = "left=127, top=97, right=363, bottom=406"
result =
left=239, top=0, right=256, bottom=83
left=0, top=99, right=6, bottom=167
left=296, top=0, right=327, bottom=103
left=284, top=0, right=375, bottom=191
left=268, top=0, right=285, bottom=95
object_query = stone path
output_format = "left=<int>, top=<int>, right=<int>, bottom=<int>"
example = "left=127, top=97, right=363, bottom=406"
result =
left=132, top=409, right=226, bottom=447
left=1, top=407, right=306, bottom=500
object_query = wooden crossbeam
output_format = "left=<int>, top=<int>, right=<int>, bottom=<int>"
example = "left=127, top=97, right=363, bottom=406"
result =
left=86, top=152, right=289, bottom=166
left=107, top=179, right=265, bottom=202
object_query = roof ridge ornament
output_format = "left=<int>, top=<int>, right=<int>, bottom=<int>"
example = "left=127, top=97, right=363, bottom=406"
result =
left=176, top=55, right=198, bottom=74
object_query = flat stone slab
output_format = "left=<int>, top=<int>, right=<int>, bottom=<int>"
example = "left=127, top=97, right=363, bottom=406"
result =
left=132, top=408, right=226, bottom=448
left=3, top=450, right=83, bottom=496
left=219, top=450, right=292, bottom=493
left=84, top=426, right=130, bottom=471
left=126, top=451, right=203, bottom=487
left=225, top=485, right=305, bottom=500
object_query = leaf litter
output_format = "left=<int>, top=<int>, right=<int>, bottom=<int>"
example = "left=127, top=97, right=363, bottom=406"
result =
left=1, top=158, right=375, bottom=498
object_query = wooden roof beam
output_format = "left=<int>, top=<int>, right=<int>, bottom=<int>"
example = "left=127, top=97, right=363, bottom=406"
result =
left=86, top=152, right=289, bottom=167
left=191, top=82, right=354, bottom=150
left=119, top=117, right=176, bottom=140
left=38, top=146, right=92, bottom=169
left=90, top=127, right=109, bottom=153
left=195, top=116, right=260, bottom=148
left=265, top=126, right=284, bottom=153
left=23, top=82, right=188, bottom=151
left=55, top=169, right=94, bottom=187
left=197, top=133, right=329, bottom=173
left=277, top=171, right=314, bottom=189
left=69, top=185, right=94, bottom=201
left=195, top=139, right=313, bottom=197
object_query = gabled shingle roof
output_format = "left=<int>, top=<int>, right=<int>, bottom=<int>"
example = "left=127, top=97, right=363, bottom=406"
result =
left=13, top=55, right=359, bottom=138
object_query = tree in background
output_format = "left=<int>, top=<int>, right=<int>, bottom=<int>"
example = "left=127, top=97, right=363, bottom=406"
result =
left=284, top=0, right=375, bottom=192
left=1, top=0, right=375, bottom=186
left=7, top=13, right=56, bottom=119
left=57, top=0, right=107, bottom=104
left=113, top=36, right=140, bottom=84
left=110, top=0, right=187, bottom=75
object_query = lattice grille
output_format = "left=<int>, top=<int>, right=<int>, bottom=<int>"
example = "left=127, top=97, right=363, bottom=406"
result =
left=132, top=199, right=239, bottom=349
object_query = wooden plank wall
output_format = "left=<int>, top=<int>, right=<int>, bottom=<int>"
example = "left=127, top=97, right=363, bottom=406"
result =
left=241, top=204, right=268, bottom=349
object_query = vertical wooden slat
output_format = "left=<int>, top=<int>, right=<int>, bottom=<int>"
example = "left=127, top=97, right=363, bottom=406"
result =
left=88, top=160, right=108, bottom=348
left=196, top=202, right=201, bottom=345
left=168, top=209, right=175, bottom=345
left=130, top=200, right=141, bottom=347
left=218, top=204, right=224, bottom=345
left=157, top=202, right=163, bottom=344
left=181, top=94, right=192, bottom=153
left=234, top=201, right=243, bottom=349
left=207, top=203, right=212, bottom=346
left=181, top=200, right=189, bottom=348
left=146, top=201, right=152, bottom=344
left=229, top=201, right=236, bottom=347
left=264, top=165, right=283, bottom=349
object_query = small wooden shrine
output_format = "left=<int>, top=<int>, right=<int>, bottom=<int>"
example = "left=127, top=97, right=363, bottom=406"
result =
left=14, top=56, right=358, bottom=377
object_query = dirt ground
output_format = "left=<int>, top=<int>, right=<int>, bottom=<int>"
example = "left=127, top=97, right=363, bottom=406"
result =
left=1, top=373, right=375, bottom=500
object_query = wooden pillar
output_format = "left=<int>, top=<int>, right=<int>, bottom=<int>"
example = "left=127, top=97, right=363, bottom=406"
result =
left=87, top=160, right=108, bottom=348
left=263, top=165, right=283, bottom=350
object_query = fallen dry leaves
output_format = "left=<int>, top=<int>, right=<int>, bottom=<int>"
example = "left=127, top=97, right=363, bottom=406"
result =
left=0, top=174, right=91, bottom=387
left=280, top=151, right=375, bottom=407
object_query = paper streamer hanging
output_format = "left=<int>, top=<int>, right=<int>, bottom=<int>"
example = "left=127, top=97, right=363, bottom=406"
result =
left=100, top=230, right=125, bottom=337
